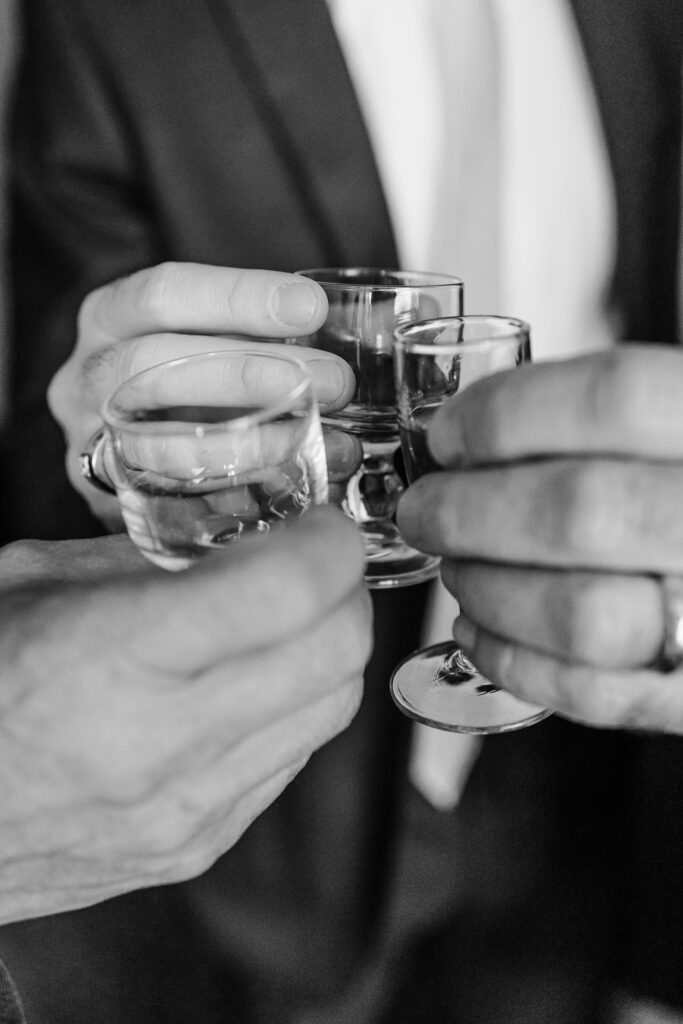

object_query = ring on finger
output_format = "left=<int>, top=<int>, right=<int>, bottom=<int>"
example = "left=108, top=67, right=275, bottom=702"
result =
left=659, top=575, right=683, bottom=672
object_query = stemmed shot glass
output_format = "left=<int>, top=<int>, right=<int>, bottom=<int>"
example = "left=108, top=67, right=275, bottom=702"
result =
left=391, top=315, right=552, bottom=733
left=80, top=349, right=328, bottom=571
left=297, top=268, right=463, bottom=588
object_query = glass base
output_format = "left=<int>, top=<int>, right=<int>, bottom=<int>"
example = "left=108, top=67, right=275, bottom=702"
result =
left=361, top=521, right=441, bottom=589
left=391, top=641, right=552, bottom=734
left=330, top=436, right=438, bottom=588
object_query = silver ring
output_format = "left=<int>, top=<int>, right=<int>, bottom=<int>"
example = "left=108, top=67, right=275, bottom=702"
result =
left=79, top=428, right=117, bottom=495
left=659, top=576, right=683, bottom=672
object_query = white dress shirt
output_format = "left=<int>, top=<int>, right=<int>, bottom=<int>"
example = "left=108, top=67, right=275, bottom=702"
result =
left=327, top=0, right=617, bottom=359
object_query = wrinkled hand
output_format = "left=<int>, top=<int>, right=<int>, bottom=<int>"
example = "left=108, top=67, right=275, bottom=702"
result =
left=0, top=507, right=371, bottom=924
left=397, top=346, right=683, bottom=733
left=48, top=262, right=355, bottom=524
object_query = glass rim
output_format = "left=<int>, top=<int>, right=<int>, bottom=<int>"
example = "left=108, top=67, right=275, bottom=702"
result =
left=394, top=315, right=530, bottom=354
left=297, top=267, right=464, bottom=292
left=101, top=348, right=314, bottom=435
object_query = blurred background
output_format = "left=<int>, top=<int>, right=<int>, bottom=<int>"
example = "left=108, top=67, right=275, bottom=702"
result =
left=0, top=0, right=17, bottom=426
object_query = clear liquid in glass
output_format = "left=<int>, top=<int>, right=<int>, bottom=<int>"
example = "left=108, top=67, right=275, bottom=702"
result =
left=111, top=405, right=327, bottom=570
left=398, top=402, right=441, bottom=483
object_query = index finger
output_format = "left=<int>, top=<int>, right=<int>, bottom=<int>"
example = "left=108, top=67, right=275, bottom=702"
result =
left=429, top=346, right=683, bottom=467
left=80, top=263, right=329, bottom=342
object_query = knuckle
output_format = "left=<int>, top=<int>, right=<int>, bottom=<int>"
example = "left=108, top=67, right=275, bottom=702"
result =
left=294, top=678, right=364, bottom=752
left=82, top=733, right=181, bottom=813
left=560, top=577, right=623, bottom=664
left=79, top=346, right=119, bottom=402
left=278, top=755, right=312, bottom=794
left=283, top=589, right=371, bottom=701
left=557, top=463, right=605, bottom=553
left=613, top=693, right=661, bottom=732
left=134, top=262, right=179, bottom=324
left=0, top=538, right=53, bottom=573
left=551, top=461, right=625, bottom=559
left=583, top=579, right=660, bottom=667
left=91, top=757, right=163, bottom=809
left=576, top=674, right=645, bottom=730
left=114, top=338, right=156, bottom=384
left=335, top=675, right=365, bottom=727
left=131, top=788, right=208, bottom=860
left=584, top=349, right=638, bottom=435
left=567, top=671, right=620, bottom=726
left=143, top=838, right=218, bottom=888
left=334, top=587, right=374, bottom=674
left=596, top=670, right=683, bottom=734
left=155, top=788, right=273, bottom=884
left=539, top=662, right=615, bottom=726
left=46, top=365, right=68, bottom=421
left=439, top=558, right=459, bottom=596
left=77, top=285, right=106, bottom=333
left=551, top=665, right=649, bottom=730
left=586, top=348, right=683, bottom=444
left=349, top=586, right=374, bottom=664
left=167, top=843, right=221, bottom=884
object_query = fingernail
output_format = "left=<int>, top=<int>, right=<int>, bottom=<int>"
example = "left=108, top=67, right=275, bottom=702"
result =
left=271, top=282, right=318, bottom=327
left=322, top=425, right=364, bottom=482
left=308, top=357, right=349, bottom=404
left=452, top=614, right=477, bottom=653
left=428, top=406, right=468, bottom=469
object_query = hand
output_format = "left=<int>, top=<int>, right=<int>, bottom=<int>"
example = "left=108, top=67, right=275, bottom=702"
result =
left=397, top=346, right=683, bottom=733
left=0, top=507, right=371, bottom=923
left=48, top=262, right=355, bottom=524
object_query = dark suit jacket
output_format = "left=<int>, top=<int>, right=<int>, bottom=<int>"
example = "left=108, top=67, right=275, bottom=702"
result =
left=0, top=957, right=26, bottom=1024
left=1, top=1, right=682, bottom=1021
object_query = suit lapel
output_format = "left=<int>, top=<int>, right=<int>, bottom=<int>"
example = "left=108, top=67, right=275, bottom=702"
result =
left=205, top=0, right=398, bottom=267
left=569, top=0, right=682, bottom=340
